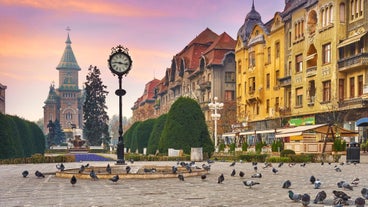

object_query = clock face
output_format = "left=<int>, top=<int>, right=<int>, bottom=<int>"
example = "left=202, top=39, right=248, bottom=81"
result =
left=109, top=52, right=132, bottom=74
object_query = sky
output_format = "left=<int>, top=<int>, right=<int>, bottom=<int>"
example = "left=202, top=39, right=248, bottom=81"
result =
left=0, top=0, right=285, bottom=122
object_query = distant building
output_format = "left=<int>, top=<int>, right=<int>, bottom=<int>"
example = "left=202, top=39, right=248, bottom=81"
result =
left=43, top=32, right=83, bottom=135
left=131, top=28, right=236, bottom=140
left=0, top=83, right=6, bottom=114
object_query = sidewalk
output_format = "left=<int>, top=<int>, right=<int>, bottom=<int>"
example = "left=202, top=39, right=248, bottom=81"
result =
left=1, top=156, right=368, bottom=206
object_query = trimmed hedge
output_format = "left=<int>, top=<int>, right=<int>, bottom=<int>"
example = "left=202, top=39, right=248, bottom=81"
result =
left=0, top=153, right=75, bottom=164
left=125, top=153, right=190, bottom=161
left=266, top=156, right=291, bottom=163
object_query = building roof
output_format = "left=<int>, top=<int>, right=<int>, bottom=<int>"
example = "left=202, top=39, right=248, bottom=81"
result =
left=202, top=32, right=236, bottom=66
left=56, top=33, right=81, bottom=71
left=44, top=83, right=59, bottom=104
left=133, top=78, right=160, bottom=107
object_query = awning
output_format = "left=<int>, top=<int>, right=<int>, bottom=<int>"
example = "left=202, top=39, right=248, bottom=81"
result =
left=222, top=133, right=237, bottom=137
left=337, top=32, right=367, bottom=48
left=357, top=117, right=368, bottom=127
left=313, top=125, right=358, bottom=137
left=239, top=129, right=278, bottom=136
left=275, top=132, right=302, bottom=138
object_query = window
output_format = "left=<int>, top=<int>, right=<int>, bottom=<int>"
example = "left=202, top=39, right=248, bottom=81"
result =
left=294, top=20, right=304, bottom=40
left=323, top=81, right=331, bottom=102
left=351, top=0, right=364, bottom=20
left=225, top=90, right=235, bottom=101
left=275, top=97, right=279, bottom=112
left=266, top=99, right=270, bottom=115
left=249, top=77, right=255, bottom=93
left=237, top=61, right=242, bottom=74
left=266, top=73, right=270, bottom=89
left=267, top=47, right=271, bottom=64
left=339, top=79, right=345, bottom=100
left=358, top=75, right=363, bottom=96
left=225, top=72, right=235, bottom=83
left=249, top=52, right=255, bottom=67
left=66, top=112, right=72, bottom=120
left=296, top=54, right=303, bottom=73
left=350, top=77, right=355, bottom=98
left=275, top=70, right=280, bottom=86
left=322, top=43, right=331, bottom=64
left=296, top=88, right=303, bottom=107
left=275, top=42, right=280, bottom=58
left=339, top=3, right=345, bottom=23
left=321, top=4, right=334, bottom=27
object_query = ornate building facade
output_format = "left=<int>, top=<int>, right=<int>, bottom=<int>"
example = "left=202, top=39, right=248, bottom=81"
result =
left=43, top=33, right=83, bottom=134
left=236, top=0, right=368, bottom=136
left=131, top=28, right=236, bottom=138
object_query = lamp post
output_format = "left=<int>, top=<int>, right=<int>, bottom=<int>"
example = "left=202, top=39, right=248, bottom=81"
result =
left=208, top=97, right=224, bottom=150
left=108, top=45, right=132, bottom=165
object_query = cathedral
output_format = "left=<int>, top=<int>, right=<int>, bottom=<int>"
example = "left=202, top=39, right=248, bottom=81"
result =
left=43, top=32, right=83, bottom=136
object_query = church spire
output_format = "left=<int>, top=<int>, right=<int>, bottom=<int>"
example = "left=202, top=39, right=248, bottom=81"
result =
left=56, top=27, right=81, bottom=71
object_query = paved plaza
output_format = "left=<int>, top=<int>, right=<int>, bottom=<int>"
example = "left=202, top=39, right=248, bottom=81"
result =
left=1, top=154, right=368, bottom=207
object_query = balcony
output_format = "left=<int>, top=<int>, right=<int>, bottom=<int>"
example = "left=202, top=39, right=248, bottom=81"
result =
left=199, top=81, right=211, bottom=91
left=338, top=53, right=368, bottom=72
left=338, top=97, right=363, bottom=108
left=306, top=66, right=317, bottom=77
left=278, top=76, right=291, bottom=87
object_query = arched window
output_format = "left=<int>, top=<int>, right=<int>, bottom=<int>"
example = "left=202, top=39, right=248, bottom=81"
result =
left=339, top=3, right=345, bottom=23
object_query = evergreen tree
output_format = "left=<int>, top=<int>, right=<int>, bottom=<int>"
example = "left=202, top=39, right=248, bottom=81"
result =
left=46, top=120, right=55, bottom=148
left=147, top=114, right=167, bottom=154
left=159, top=97, right=214, bottom=157
left=124, top=121, right=141, bottom=153
left=53, top=119, right=65, bottom=145
left=83, top=65, right=110, bottom=146
left=135, top=118, right=155, bottom=153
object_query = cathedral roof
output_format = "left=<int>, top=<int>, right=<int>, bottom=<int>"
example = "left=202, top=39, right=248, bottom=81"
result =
left=56, top=33, right=81, bottom=71
left=44, top=83, right=59, bottom=104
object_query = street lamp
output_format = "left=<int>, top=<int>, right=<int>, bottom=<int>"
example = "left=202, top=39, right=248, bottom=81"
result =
left=108, top=45, right=132, bottom=165
left=208, top=97, right=224, bottom=150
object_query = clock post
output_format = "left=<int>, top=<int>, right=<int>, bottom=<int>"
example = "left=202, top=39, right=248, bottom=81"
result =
left=108, top=45, right=132, bottom=165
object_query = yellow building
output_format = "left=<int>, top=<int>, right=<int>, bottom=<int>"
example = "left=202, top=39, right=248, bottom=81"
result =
left=236, top=2, right=285, bottom=130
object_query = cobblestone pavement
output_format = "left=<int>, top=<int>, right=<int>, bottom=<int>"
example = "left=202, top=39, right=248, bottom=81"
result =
left=1, top=155, right=368, bottom=207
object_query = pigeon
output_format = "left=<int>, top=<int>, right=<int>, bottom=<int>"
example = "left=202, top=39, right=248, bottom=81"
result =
left=106, top=164, right=112, bottom=174
left=355, top=197, right=366, bottom=207
left=314, top=179, right=322, bottom=189
left=278, top=162, right=284, bottom=168
left=334, top=166, right=342, bottom=172
left=207, top=159, right=215, bottom=164
left=310, top=175, right=316, bottom=184
left=313, top=190, right=327, bottom=204
left=202, top=164, right=211, bottom=171
left=129, top=158, right=134, bottom=164
left=351, top=177, right=359, bottom=186
left=332, top=190, right=351, bottom=201
left=342, top=182, right=353, bottom=191
left=229, top=161, right=236, bottom=167
left=84, top=163, right=89, bottom=168
left=321, top=161, right=324, bottom=166
left=251, top=173, right=262, bottom=178
left=22, top=170, right=29, bottom=178
left=231, top=169, right=236, bottom=177
left=201, top=174, right=206, bottom=180
left=172, top=166, right=178, bottom=174
left=361, top=187, right=368, bottom=199
left=70, top=175, right=77, bottom=186
left=78, top=165, right=85, bottom=173
left=301, top=193, right=310, bottom=207
left=90, top=169, right=98, bottom=180
left=263, top=162, right=272, bottom=169
left=288, top=190, right=302, bottom=202
left=239, top=171, right=245, bottom=177
left=300, top=162, right=306, bottom=167
left=272, top=167, right=278, bottom=174
left=144, top=168, right=156, bottom=173
left=337, top=181, right=345, bottom=188
left=253, top=166, right=258, bottom=172
left=288, top=163, right=296, bottom=167
left=126, top=166, right=131, bottom=174
left=109, top=175, right=119, bottom=183
left=56, top=163, right=65, bottom=171
left=243, top=180, right=260, bottom=188
left=35, top=170, right=45, bottom=178
left=282, top=180, right=291, bottom=189
left=178, top=174, right=184, bottom=181
left=218, top=174, right=224, bottom=184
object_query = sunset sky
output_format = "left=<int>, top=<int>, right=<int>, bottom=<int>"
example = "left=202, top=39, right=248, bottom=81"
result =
left=0, top=0, right=285, bottom=122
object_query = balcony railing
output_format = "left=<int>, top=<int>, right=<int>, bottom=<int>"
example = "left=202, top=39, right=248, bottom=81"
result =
left=338, top=53, right=368, bottom=71
left=306, top=66, right=317, bottom=77
left=199, top=81, right=211, bottom=91
left=278, top=76, right=291, bottom=87
left=338, top=97, right=363, bottom=108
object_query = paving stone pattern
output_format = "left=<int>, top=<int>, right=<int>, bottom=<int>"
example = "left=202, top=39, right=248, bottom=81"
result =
left=1, top=155, right=368, bottom=207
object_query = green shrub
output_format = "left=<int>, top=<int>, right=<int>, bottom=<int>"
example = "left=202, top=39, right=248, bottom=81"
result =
left=88, top=149, right=109, bottom=153
left=266, top=156, right=291, bottom=163
left=288, top=154, right=316, bottom=163
left=271, top=140, right=283, bottom=152
left=280, top=149, right=296, bottom=157
left=238, top=153, right=268, bottom=162
left=218, top=143, right=226, bottom=152
left=255, top=141, right=266, bottom=154
left=229, top=143, right=236, bottom=152
left=242, top=142, right=248, bottom=151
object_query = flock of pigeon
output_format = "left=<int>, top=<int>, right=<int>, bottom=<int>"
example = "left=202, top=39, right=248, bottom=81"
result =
left=21, top=159, right=368, bottom=206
